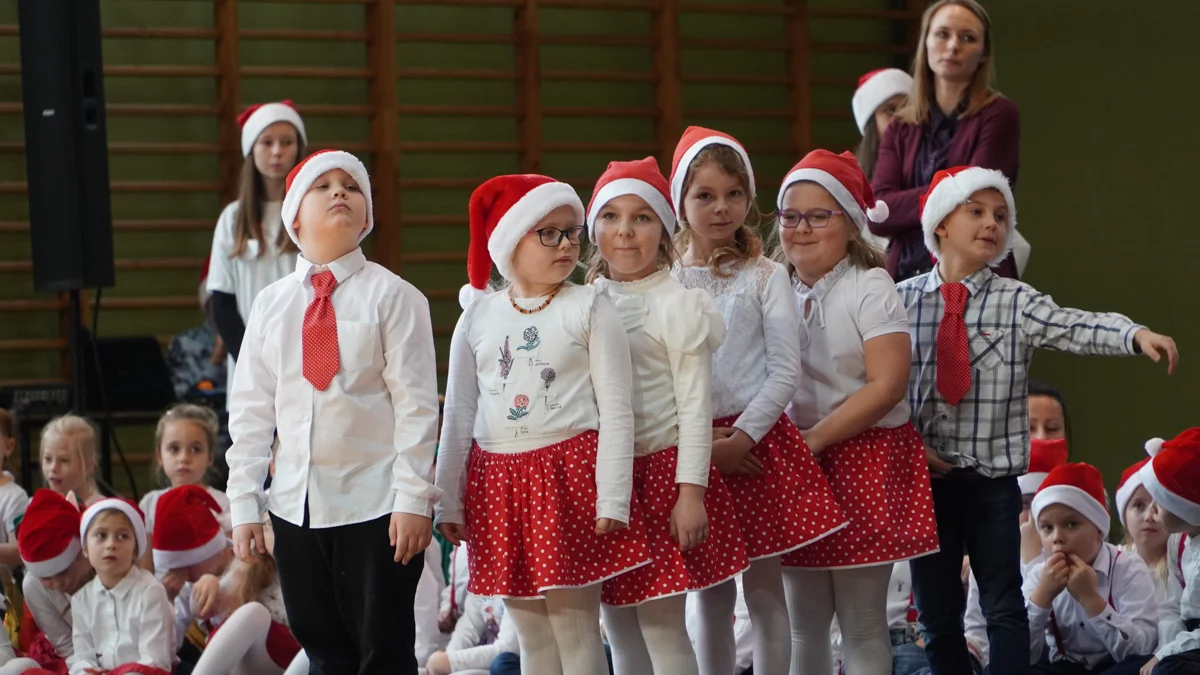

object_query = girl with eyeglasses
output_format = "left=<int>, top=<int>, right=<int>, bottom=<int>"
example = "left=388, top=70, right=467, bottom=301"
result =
left=771, top=149, right=939, bottom=675
left=436, top=175, right=649, bottom=675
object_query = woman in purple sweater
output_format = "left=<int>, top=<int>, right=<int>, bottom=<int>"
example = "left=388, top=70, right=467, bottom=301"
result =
left=871, top=0, right=1021, bottom=282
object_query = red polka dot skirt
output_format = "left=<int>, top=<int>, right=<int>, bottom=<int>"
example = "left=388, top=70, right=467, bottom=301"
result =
left=464, top=430, right=651, bottom=599
left=714, top=414, right=848, bottom=560
left=602, top=447, right=750, bottom=607
left=783, top=423, right=940, bottom=569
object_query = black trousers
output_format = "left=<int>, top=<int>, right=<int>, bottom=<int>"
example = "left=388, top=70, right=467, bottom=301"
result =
left=272, top=508, right=424, bottom=675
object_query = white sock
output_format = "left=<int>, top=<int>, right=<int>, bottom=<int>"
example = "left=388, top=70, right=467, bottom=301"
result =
left=831, top=565, right=893, bottom=675
left=191, top=602, right=284, bottom=675
left=505, top=597, right=564, bottom=675
left=782, top=567, right=836, bottom=675
left=742, top=557, right=792, bottom=674
left=602, top=604, right=652, bottom=675
left=544, top=586, right=608, bottom=675
left=692, top=579, right=737, bottom=675
left=0, top=658, right=42, bottom=675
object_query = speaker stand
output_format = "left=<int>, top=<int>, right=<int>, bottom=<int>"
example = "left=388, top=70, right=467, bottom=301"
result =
left=67, top=288, right=85, bottom=413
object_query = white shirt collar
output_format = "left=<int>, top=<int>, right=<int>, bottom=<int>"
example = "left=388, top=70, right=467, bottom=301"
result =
left=296, top=247, right=366, bottom=286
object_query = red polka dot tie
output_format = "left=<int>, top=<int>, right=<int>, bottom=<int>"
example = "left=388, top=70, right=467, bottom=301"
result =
left=936, top=282, right=971, bottom=406
left=303, top=270, right=339, bottom=391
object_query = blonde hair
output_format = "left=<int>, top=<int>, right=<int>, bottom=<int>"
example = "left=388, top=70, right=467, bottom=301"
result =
left=673, top=145, right=764, bottom=276
left=1121, top=534, right=1169, bottom=583
left=154, top=404, right=219, bottom=483
left=583, top=207, right=677, bottom=284
left=768, top=180, right=888, bottom=281
left=40, top=414, right=99, bottom=492
left=897, top=0, right=998, bottom=126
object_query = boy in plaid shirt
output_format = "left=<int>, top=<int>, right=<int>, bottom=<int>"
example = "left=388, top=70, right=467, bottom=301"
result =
left=894, top=166, right=1178, bottom=675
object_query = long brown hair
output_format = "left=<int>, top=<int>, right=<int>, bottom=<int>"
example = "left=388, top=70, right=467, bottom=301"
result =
left=673, top=145, right=764, bottom=276
left=769, top=180, right=887, bottom=281
left=855, top=122, right=883, bottom=181
left=897, top=0, right=998, bottom=126
left=230, top=135, right=305, bottom=259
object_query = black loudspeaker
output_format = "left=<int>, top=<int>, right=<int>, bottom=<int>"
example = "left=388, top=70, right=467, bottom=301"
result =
left=17, top=0, right=115, bottom=292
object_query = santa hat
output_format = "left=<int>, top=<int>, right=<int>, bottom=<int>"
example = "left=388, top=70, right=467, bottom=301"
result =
left=852, top=68, right=913, bottom=135
left=153, top=485, right=228, bottom=570
left=80, top=497, right=148, bottom=558
left=1017, top=437, right=1069, bottom=495
left=1138, top=427, right=1200, bottom=526
left=1031, top=463, right=1111, bottom=537
left=777, top=150, right=889, bottom=234
left=460, top=174, right=584, bottom=309
left=669, top=126, right=755, bottom=221
left=586, top=157, right=675, bottom=238
left=238, top=100, right=307, bottom=158
left=280, top=149, right=374, bottom=249
left=1114, top=438, right=1163, bottom=528
left=919, top=166, right=1017, bottom=266
left=18, top=489, right=83, bottom=578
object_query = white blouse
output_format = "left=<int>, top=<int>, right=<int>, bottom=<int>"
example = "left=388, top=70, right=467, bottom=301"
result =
left=69, top=567, right=175, bottom=675
left=1158, top=533, right=1199, bottom=660
left=785, top=258, right=912, bottom=430
left=594, top=269, right=725, bottom=487
left=436, top=284, right=635, bottom=526
left=671, top=256, right=799, bottom=442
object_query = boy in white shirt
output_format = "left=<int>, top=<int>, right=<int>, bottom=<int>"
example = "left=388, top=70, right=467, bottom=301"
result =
left=226, top=149, right=440, bottom=675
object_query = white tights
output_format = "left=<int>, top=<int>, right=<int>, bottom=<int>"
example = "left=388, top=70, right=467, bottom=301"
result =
left=693, top=558, right=790, bottom=675
left=504, top=585, right=608, bottom=675
left=190, top=602, right=306, bottom=675
left=782, top=564, right=893, bottom=675
left=0, top=657, right=41, bottom=675
left=602, top=595, right=698, bottom=675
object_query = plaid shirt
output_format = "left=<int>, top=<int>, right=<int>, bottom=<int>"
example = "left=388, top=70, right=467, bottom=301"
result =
left=896, top=266, right=1142, bottom=477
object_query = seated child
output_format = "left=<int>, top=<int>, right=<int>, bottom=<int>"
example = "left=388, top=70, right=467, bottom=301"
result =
left=425, top=593, right=518, bottom=675
left=71, top=498, right=174, bottom=675
left=1024, top=463, right=1157, bottom=674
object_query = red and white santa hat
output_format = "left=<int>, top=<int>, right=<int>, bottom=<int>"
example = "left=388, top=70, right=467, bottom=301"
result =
left=777, top=149, right=889, bottom=232
left=1138, top=427, right=1200, bottom=526
left=238, top=99, right=307, bottom=158
left=852, top=68, right=913, bottom=135
left=1017, top=437, right=1069, bottom=495
left=1114, top=438, right=1163, bottom=528
left=280, top=149, right=374, bottom=249
left=586, top=157, right=675, bottom=238
left=460, top=174, right=584, bottom=309
left=81, top=497, right=148, bottom=558
left=920, top=166, right=1017, bottom=266
left=1031, top=462, right=1111, bottom=537
left=18, top=489, right=83, bottom=578
left=669, top=126, right=755, bottom=221
left=153, top=485, right=227, bottom=570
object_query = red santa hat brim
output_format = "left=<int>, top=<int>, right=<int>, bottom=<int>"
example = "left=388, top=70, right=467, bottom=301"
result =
left=1017, top=472, right=1048, bottom=496
left=586, top=177, right=676, bottom=238
left=241, top=102, right=307, bottom=157
left=921, top=166, right=1017, bottom=267
left=80, top=498, right=147, bottom=558
left=1031, top=485, right=1110, bottom=537
left=1140, top=461, right=1200, bottom=526
left=852, top=68, right=913, bottom=135
left=280, top=150, right=374, bottom=249
left=669, top=135, right=755, bottom=218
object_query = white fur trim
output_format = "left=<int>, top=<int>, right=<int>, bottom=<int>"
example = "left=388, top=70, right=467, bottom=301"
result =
left=1115, top=472, right=1146, bottom=529
left=587, top=178, right=676, bottom=238
left=920, top=166, right=1017, bottom=267
left=670, top=136, right=756, bottom=219
left=1031, top=485, right=1110, bottom=537
left=1010, top=229, right=1031, bottom=276
left=280, top=150, right=373, bottom=249
left=23, top=538, right=81, bottom=578
left=852, top=69, right=913, bottom=135
left=153, top=530, right=228, bottom=571
left=459, top=283, right=495, bottom=310
left=1140, top=463, right=1200, bottom=527
left=487, top=182, right=584, bottom=283
left=241, top=103, right=307, bottom=157
left=1017, top=472, right=1048, bottom=496
left=778, top=168, right=869, bottom=230
left=81, top=499, right=147, bottom=558
left=1145, top=438, right=1165, bottom=457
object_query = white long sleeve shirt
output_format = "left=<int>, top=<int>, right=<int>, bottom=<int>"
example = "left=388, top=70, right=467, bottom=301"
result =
left=1023, top=543, right=1158, bottom=667
left=671, top=256, right=799, bottom=442
left=1156, top=532, right=1199, bottom=660
left=69, top=567, right=175, bottom=675
left=226, top=248, right=441, bottom=528
left=447, top=594, right=518, bottom=671
left=435, top=284, right=635, bottom=525
left=594, top=269, right=725, bottom=485
left=22, top=574, right=73, bottom=659
left=441, top=544, right=471, bottom=619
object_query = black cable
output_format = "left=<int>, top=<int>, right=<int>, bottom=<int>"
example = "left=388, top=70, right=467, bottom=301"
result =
left=87, top=286, right=139, bottom=500
left=92, top=286, right=101, bottom=336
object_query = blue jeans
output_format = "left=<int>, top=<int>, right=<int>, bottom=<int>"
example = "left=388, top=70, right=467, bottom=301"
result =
left=892, top=628, right=932, bottom=675
left=910, top=471, right=1029, bottom=675
left=489, top=652, right=521, bottom=675
left=1153, top=650, right=1200, bottom=674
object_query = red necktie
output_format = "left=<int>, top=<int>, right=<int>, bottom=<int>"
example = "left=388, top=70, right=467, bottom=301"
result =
left=936, top=282, right=971, bottom=406
left=303, top=270, right=340, bottom=390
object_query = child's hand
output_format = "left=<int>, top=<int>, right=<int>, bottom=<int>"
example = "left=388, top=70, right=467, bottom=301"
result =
left=925, top=446, right=953, bottom=478
left=425, top=651, right=451, bottom=675
left=1134, top=329, right=1179, bottom=375
left=437, top=609, right=456, bottom=634
left=437, top=523, right=468, bottom=547
left=161, top=570, right=186, bottom=602
left=192, top=574, right=222, bottom=620
left=390, top=512, right=432, bottom=565
left=1065, top=554, right=1105, bottom=616
left=712, top=428, right=759, bottom=476
left=233, top=523, right=267, bottom=564
left=1140, top=657, right=1159, bottom=675
left=595, top=518, right=627, bottom=535
left=669, top=485, right=709, bottom=552
left=1030, top=552, right=1070, bottom=608
left=1020, top=518, right=1044, bottom=564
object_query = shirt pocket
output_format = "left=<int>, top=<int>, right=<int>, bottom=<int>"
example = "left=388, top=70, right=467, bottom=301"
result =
left=970, top=329, right=1006, bottom=371
left=337, top=320, right=379, bottom=371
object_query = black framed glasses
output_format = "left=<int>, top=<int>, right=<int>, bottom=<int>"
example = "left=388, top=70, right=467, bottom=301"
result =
left=536, top=226, right=585, bottom=247
left=776, top=208, right=844, bottom=229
